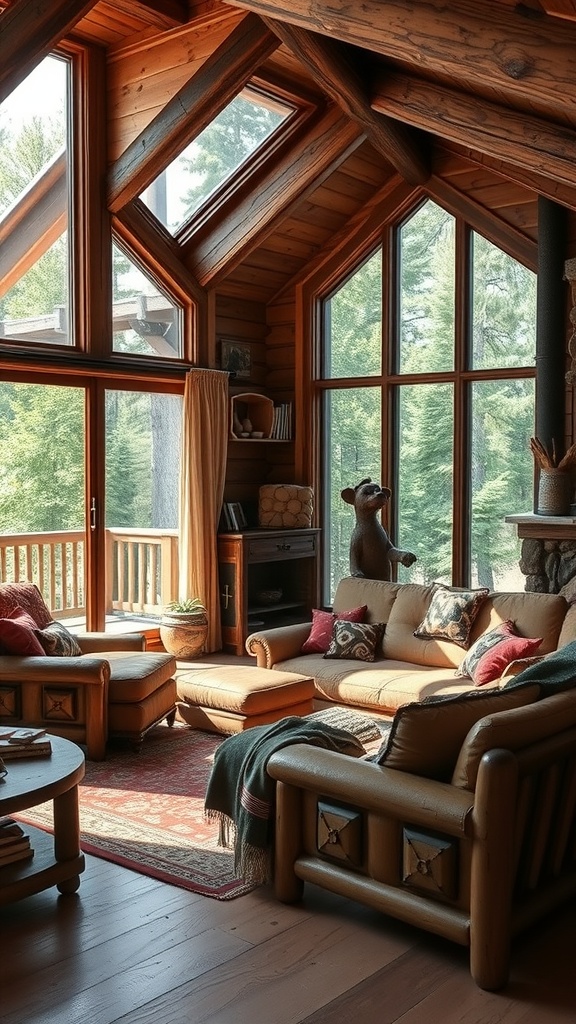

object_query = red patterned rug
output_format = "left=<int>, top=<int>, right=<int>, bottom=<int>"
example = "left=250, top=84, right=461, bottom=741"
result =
left=18, top=725, right=256, bottom=900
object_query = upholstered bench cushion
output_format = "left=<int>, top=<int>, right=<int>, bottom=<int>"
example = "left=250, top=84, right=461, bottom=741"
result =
left=176, top=665, right=315, bottom=733
left=103, top=651, right=177, bottom=702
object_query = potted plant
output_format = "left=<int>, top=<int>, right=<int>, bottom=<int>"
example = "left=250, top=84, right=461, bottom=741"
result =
left=159, top=598, right=208, bottom=659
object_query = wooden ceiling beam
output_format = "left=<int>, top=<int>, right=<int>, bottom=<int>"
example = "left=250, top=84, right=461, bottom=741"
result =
left=187, top=105, right=364, bottom=286
left=107, top=13, right=280, bottom=213
left=372, top=69, right=576, bottom=191
left=0, top=0, right=97, bottom=103
left=226, top=0, right=576, bottom=116
left=260, top=19, right=430, bottom=185
left=114, top=201, right=206, bottom=306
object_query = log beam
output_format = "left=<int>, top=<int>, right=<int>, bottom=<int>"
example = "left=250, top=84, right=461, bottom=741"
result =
left=0, top=0, right=97, bottom=103
left=372, top=69, right=576, bottom=191
left=226, top=0, right=576, bottom=116
left=261, top=19, right=430, bottom=184
left=186, top=106, right=364, bottom=286
left=107, top=13, right=280, bottom=213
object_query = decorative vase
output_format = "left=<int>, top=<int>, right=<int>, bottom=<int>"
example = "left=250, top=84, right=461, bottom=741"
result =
left=537, top=469, right=571, bottom=516
left=160, top=610, right=208, bottom=658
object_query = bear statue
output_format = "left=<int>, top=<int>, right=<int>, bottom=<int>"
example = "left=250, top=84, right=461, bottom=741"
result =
left=341, top=477, right=417, bottom=581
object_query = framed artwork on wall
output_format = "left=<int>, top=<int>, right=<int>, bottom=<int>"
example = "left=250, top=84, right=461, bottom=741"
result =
left=220, top=339, right=251, bottom=380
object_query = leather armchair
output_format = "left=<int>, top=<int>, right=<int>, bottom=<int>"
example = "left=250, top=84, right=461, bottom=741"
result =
left=0, top=583, right=177, bottom=759
left=267, top=686, right=576, bottom=991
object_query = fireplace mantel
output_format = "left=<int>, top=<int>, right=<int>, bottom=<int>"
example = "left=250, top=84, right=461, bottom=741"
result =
left=505, top=514, right=576, bottom=540
left=505, top=515, right=576, bottom=593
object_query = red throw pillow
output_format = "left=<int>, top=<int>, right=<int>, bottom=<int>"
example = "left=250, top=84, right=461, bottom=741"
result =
left=301, top=605, right=367, bottom=654
left=0, top=607, right=46, bottom=655
left=456, top=620, right=543, bottom=686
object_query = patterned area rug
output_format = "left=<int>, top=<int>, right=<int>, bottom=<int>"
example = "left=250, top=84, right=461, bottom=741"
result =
left=17, top=725, right=256, bottom=900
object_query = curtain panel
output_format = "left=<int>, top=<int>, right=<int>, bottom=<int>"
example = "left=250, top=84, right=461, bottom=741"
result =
left=179, top=369, right=228, bottom=652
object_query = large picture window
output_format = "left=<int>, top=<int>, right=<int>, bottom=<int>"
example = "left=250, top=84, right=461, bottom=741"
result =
left=321, top=200, right=536, bottom=601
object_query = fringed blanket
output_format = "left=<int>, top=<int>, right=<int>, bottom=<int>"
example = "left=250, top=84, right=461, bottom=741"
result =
left=204, top=715, right=365, bottom=886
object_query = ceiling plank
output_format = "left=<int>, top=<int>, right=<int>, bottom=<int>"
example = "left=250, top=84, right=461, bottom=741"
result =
left=0, top=0, right=97, bottom=103
left=260, top=19, right=430, bottom=184
left=226, top=0, right=576, bottom=116
left=107, top=13, right=280, bottom=213
left=106, top=0, right=189, bottom=26
left=539, top=0, right=576, bottom=20
left=372, top=69, right=576, bottom=191
left=186, top=105, right=364, bottom=286
left=440, top=142, right=576, bottom=213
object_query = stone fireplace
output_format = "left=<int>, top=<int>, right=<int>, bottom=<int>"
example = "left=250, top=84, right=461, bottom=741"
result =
left=506, top=514, right=576, bottom=597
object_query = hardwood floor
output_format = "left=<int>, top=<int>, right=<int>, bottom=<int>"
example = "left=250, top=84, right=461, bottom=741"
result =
left=1, top=853, right=575, bottom=1023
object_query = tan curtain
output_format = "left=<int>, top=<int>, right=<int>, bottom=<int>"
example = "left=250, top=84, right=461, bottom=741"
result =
left=179, top=368, right=228, bottom=652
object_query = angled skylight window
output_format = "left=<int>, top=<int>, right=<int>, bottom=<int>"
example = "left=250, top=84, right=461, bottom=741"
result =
left=140, top=87, right=292, bottom=235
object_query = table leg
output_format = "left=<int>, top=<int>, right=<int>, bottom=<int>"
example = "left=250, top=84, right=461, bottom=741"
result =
left=53, top=784, right=82, bottom=894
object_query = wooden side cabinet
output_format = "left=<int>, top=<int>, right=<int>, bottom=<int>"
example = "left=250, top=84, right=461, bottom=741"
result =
left=217, top=528, right=321, bottom=655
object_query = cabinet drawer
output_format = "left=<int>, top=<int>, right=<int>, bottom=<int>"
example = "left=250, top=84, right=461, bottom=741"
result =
left=247, top=533, right=316, bottom=561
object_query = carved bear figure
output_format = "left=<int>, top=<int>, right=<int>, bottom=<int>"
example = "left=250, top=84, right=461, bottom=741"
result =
left=341, top=478, right=417, bottom=581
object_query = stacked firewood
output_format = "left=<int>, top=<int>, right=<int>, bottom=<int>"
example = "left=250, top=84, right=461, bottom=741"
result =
left=530, top=437, right=576, bottom=471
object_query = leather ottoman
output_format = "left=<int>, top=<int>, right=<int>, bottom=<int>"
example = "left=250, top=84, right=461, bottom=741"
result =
left=175, top=665, right=315, bottom=734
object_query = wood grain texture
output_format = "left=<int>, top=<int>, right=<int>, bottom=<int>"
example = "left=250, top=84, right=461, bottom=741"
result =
left=226, top=0, right=576, bottom=116
left=1, top=830, right=574, bottom=1021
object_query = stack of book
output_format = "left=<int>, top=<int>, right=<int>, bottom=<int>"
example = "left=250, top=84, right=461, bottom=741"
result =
left=0, top=816, right=34, bottom=867
left=0, top=727, right=52, bottom=759
left=270, top=402, right=292, bottom=440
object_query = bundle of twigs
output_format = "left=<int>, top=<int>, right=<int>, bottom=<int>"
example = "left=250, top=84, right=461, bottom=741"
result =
left=530, top=436, right=576, bottom=471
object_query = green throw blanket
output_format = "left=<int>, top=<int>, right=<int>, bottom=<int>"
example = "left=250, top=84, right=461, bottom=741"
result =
left=506, top=639, right=576, bottom=694
left=204, top=716, right=365, bottom=885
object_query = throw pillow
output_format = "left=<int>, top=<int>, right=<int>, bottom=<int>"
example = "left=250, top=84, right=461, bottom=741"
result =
left=34, top=620, right=83, bottom=657
left=324, top=620, right=385, bottom=662
left=0, top=607, right=46, bottom=655
left=455, top=620, right=543, bottom=686
left=414, top=586, right=489, bottom=648
left=0, top=581, right=53, bottom=628
left=301, top=604, right=367, bottom=654
left=370, top=683, right=541, bottom=781
left=502, top=638, right=576, bottom=696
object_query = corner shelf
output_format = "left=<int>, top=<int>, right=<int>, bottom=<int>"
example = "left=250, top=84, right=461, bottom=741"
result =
left=230, top=393, right=274, bottom=439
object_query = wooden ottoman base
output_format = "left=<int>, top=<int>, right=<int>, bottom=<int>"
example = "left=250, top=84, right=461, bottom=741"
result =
left=175, top=665, right=315, bottom=734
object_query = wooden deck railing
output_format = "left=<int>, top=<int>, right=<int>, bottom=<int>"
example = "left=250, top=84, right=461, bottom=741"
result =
left=0, top=528, right=180, bottom=619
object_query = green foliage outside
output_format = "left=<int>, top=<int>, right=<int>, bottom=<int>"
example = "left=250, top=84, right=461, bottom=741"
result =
left=325, top=200, right=536, bottom=597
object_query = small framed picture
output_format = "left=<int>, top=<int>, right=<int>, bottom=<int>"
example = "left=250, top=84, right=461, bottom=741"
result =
left=220, top=339, right=251, bottom=380
left=231, top=502, right=247, bottom=530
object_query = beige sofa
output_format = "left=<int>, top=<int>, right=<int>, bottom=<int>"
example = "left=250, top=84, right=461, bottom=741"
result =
left=246, top=576, right=576, bottom=715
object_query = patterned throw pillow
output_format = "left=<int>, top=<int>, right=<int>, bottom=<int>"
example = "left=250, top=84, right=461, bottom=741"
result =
left=414, top=586, right=489, bottom=648
left=0, top=582, right=53, bottom=628
left=324, top=620, right=385, bottom=662
left=34, top=620, right=83, bottom=657
left=0, top=607, right=46, bottom=655
left=456, top=620, right=543, bottom=686
left=301, top=605, right=367, bottom=654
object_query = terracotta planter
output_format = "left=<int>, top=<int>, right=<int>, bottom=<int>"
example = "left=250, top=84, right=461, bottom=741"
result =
left=159, top=611, right=208, bottom=658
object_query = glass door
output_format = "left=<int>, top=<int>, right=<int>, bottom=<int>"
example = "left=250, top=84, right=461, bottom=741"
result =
left=0, top=381, right=86, bottom=621
left=103, top=388, right=183, bottom=633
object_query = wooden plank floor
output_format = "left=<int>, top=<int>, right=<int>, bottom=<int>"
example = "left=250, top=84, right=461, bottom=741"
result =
left=1, top=853, right=575, bottom=1023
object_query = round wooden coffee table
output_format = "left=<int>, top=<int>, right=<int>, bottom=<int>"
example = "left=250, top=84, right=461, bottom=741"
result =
left=0, top=735, right=85, bottom=905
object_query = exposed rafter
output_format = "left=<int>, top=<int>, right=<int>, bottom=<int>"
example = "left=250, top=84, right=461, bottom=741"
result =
left=107, top=13, right=280, bottom=213
left=372, top=69, right=576, bottom=192
left=186, top=105, right=364, bottom=286
left=0, top=0, right=97, bottom=103
left=260, top=19, right=430, bottom=185
left=114, top=201, right=206, bottom=306
left=226, top=0, right=576, bottom=117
